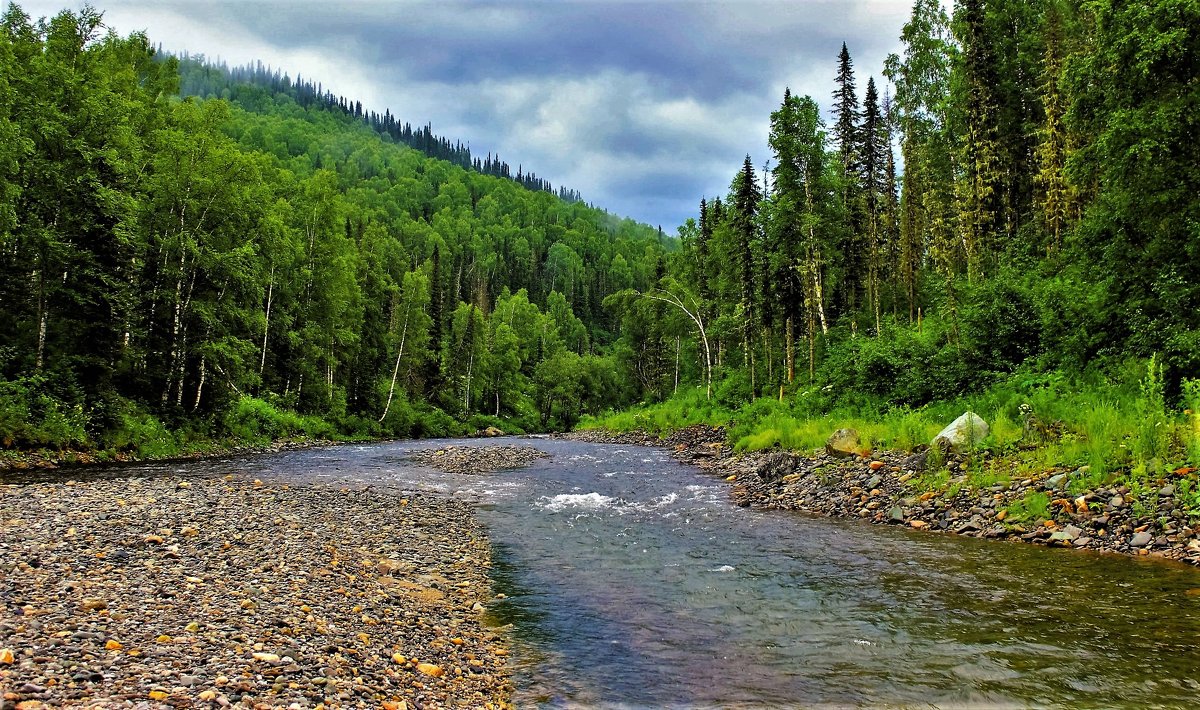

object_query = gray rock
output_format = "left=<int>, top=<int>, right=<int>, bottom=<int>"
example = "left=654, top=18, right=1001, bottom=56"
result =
left=901, top=450, right=929, bottom=472
left=931, top=412, right=990, bottom=453
left=866, top=474, right=882, bottom=489
left=888, top=506, right=906, bottom=522
left=756, top=452, right=797, bottom=483
left=1044, top=473, right=1069, bottom=490
left=1159, top=485, right=1175, bottom=497
left=1050, top=525, right=1083, bottom=543
left=825, top=428, right=861, bottom=458
left=1130, top=531, right=1153, bottom=547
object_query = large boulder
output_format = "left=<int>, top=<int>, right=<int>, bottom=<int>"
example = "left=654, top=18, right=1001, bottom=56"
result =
left=932, top=412, right=989, bottom=453
left=825, top=428, right=861, bottom=458
left=756, top=452, right=797, bottom=483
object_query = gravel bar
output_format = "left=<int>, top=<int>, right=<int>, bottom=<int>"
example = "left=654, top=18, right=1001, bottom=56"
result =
left=0, top=476, right=513, bottom=709
left=404, top=446, right=549, bottom=475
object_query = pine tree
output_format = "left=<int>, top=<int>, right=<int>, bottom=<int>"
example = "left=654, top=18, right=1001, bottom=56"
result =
left=859, top=77, right=889, bottom=333
left=732, top=156, right=762, bottom=384
left=832, top=43, right=861, bottom=176
left=957, top=0, right=1004, bottom=280
left=832, top=42, right=865, bottom=322
left=1034, top=1, right=1073, bottom=255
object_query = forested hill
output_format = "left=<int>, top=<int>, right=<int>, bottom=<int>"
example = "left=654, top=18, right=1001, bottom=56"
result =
left=0, top=4, right=674, bottom=453
left=175, top=57, right=584, bottom=204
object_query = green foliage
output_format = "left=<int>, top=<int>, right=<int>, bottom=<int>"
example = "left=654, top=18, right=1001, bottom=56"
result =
left=0, top=376, right=88, bottom=449
left=220, top=396, right=333, bottom=443
left=1133, top=355, right=1169, bottom=473
left=1184, top=380, right=1200, bottom=468
left=1005, top=491, right=1051, bottom=524
left=105, top=408, right=178, bottom=459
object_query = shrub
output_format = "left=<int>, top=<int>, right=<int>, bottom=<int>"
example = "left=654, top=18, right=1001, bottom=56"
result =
left=221, top=396, right=306, bottom=443
left=0, top=376, right=89, bottom=449
left=105, top=408, right=178, bottom=459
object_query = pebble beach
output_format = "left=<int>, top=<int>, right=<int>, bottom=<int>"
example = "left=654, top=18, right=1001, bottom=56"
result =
left=0, top=475, right=512, bottom=709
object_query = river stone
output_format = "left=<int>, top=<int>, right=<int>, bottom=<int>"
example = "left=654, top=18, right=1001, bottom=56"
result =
left=1043, top=473, right=1069, bottom=490
left=931, top=412, right=989, bottom=453
left=1130, top=531, right=1153, bottom=547
left=756, top=452, right=797, bottom=483
left=825, top=429, right=861, bottom=458
left=901, top=450, right=929, bottom=472
left=888, top=506, right=905, bottom=523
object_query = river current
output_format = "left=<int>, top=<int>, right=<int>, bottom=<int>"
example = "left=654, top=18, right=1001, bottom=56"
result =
left=36, top=437, right=1200, bottom=707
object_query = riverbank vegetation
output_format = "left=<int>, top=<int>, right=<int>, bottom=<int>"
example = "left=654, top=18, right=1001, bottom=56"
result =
left=587, top=0, right=1200, bottom=515
left=0, top=4, right=671, bottom=462
left=1, top=0, right=1197, bottom=485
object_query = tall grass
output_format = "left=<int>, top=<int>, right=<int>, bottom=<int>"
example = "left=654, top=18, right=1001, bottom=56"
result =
left=1183, top=379, right=1200, bottom=468
left=584, top=361, right=1198, bottom=494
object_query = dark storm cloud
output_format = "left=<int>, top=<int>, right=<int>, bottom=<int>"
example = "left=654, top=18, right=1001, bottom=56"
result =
left=22, top=0, right=913, bottom=228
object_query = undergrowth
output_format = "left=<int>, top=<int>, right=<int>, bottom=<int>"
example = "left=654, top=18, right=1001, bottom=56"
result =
left=583, top=359, right=1200, bottom=514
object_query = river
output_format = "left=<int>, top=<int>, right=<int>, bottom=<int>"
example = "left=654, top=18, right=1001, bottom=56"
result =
left=33, top=437, right=1200, bottom=707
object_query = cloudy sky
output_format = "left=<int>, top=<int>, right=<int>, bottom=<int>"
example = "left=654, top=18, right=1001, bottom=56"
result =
left=19, top=0, right=913, bottom=230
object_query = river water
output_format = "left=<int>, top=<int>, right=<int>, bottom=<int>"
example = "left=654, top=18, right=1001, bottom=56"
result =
left=29, top=437, right=1200, bottom=707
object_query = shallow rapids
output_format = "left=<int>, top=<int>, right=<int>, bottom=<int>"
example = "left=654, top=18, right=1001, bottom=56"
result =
left=31, top=437, right=1200, bottom=707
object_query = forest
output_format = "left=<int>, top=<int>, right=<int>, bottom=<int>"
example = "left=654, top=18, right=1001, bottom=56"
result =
left=1, top=0, right=1198, bottom=476
left=0, top=3, right=673, bottom=456
left=593, top=0, right=1199, bottom=483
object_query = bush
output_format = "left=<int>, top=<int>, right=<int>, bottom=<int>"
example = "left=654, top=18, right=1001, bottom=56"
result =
left=221, top=396, right=306, bottom=443
left=0, top=376, right=89, bottom=449
left=105, top=408, right=178, bottom=459
left=1185, top=379, right=1200, bottom=468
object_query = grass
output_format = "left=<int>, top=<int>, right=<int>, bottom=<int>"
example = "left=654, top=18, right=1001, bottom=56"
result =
left=582, top=363, right=1200, bottom=516
left=1005, top=491, right=1052, bottom=524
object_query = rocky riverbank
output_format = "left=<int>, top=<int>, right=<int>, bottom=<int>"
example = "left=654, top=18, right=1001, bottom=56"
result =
left=0, top=439, right=342, bottom=474
left=0, top=476, right=512, bottom=709
left=404, top=446, right=549, bottom=475
left=568, top=425, right=1200, bottom=567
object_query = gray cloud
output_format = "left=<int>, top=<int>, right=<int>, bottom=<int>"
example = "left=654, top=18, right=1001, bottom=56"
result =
left=19, top=0, right=912, bottom=229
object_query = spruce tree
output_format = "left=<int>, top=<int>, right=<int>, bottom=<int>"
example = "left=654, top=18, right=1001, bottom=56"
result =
left=832, top=42, right=865, bottom=324
left=957, top=0, right=1004, bottom=279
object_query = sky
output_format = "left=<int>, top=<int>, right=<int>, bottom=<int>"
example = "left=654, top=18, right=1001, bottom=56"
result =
left=17, top=0, right=914, bottom=231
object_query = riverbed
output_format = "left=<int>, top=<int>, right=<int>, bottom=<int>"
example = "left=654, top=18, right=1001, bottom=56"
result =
left=7, top=437, right=1200, bottom=707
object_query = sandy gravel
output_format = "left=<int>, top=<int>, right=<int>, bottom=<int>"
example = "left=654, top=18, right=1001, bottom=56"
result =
left=0, top=476, right=513, bottom=709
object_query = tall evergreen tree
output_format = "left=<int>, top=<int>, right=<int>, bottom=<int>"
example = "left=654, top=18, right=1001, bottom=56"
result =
left=832, top=42, right=865, bottom=322
left=859, top=77, right=890, bottom=333
left=956, top=0, right=1004, bottom=280
left=731, top=156, right=762, bottom=383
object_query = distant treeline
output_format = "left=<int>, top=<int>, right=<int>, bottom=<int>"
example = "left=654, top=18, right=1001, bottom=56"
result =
left=0, top=3, right=670, bottom=454
left=176, top=56, right=584, bottom=203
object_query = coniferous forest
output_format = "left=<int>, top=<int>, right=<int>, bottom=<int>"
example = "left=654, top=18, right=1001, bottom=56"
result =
left=1, top=0, right=1198, bottom=472
left=0, top=4, right=671, bottom=453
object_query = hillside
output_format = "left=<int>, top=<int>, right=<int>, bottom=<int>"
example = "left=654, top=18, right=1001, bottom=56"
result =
left=0, top=4, right=671, bottom=456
